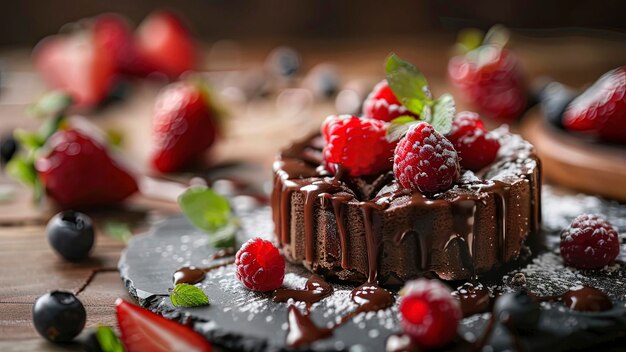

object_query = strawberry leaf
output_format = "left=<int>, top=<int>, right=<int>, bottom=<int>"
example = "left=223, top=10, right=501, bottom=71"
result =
left=95, top=326, right=125, bottom=352
left=178, top=185, right=238, bottom=248
left=385, top=53, right=432, bottom=116
left=430, top=93, right=456, bottom=135
left=171, top=284, right=209, bottom=307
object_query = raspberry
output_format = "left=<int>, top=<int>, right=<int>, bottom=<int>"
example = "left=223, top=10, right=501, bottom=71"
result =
left=399, top=279, right=461, bottom=348
left=448, top=48, right=527, bottom=121
left=563, top=66, right=626, bottom=142
left=447, top=111, right=500, bottom=171
left=393, top=122, right=460, bottom=193
left=363, top=80, right=417, bottom=122
left=560, top=214, right=620, bottom=270
left=235, top=238, right=285, bottom=292
left=322, top=115, right=396, bottom=176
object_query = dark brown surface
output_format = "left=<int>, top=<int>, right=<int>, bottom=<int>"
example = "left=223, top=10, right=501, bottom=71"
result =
left=0, top=36, right=625, bottom=350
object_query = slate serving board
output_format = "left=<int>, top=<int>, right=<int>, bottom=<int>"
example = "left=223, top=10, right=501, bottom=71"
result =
left=119, top=187, right=626, bottom=352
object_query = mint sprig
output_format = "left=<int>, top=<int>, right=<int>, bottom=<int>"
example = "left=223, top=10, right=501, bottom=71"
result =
left=384, top=54, right=456, bottom=140
left=178, top=185, right=239, bottom=248
left=171, top=283, right=209, bottom=307
left=94, top=326, right=125, bottom=352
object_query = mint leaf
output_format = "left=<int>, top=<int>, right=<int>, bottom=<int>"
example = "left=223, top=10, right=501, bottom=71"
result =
left=389, top=115, right=417, bottom=125
left=104, top=221, right=132, bottom=243
left=13, top=129, right=44, bottom=150
left=6, top=156, right=38, bottom=188
left=179, top=186, right=231, bottom=232
left=430, top=94, right=456, bottom=135
left=171, top=283, right=209, bottom=307
left=385, top=53, right=432, bottom=115
left=209, top=217, right=239, bottom=248
left=28, top=91, right=73, bottom=119
left=95, top=326, right=125, bottom=352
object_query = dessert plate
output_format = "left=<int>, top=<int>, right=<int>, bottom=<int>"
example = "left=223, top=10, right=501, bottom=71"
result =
left=119, top=187, right=626, bottom=351
left=522, top=109, right=626, bottom=202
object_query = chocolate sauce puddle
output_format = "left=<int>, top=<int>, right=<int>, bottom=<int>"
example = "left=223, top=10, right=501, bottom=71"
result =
left=172, top=259, right=236, bottom=285
left=273, top=274, right=333, bottom=310
left=534, top=286, right=612, bottom=312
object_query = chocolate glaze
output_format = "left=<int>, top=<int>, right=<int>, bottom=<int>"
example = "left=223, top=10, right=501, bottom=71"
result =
left=452, top=283, right=494, bottom=317
left=272, top=129, right=542, bottom=284
left=172, top=259, right=236, bottom=285
left=536, top=286, right=612, bottom=312
left=286, top=305, right=332, bottom=348
left=273, top=274, right=333, bottom=307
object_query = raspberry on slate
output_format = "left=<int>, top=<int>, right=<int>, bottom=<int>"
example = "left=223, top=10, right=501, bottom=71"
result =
left=393, top=122, right=460, bottom=193
left=363, top=80, right=416, bottom=122
left=563, top=66, right=626, bottom=142
left=560, top=214, right=620, bottom=270
left=399, top=278, right=461, bottom=348
left=235, top=238, right=285, bottom=292
left=447, top=111, right=500, bottom=171
left=322, top=115, right=396, bottom=177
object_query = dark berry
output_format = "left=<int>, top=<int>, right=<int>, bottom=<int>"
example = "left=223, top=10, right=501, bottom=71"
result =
left=235, top=237, right=285, bottom=292
left=536, top=81, right=576, bottom=129
left=266, top=47, right=301, bottom=78
left=0, top=133, right=18, bottom=165
left=399, top=279, right=461, bottom=348
left=493, top=290, right=540, bottom=334
left=322, top=115, right=396, bottom=176
left=560, top=214, right=620, bottom=270
left=32, top=291, right=86, bottom=343
left=304, top=63, right=340, bottom=99
left=46, top=211, right=95, bottom=261
left=393, top=122, right=460, bottom=193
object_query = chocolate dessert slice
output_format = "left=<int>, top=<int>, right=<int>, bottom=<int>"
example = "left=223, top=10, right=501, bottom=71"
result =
left=272, top=127, right=541, bottom=284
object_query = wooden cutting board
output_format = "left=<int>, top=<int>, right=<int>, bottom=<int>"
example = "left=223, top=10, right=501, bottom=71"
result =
left=521, top=109, right=626, bottom=202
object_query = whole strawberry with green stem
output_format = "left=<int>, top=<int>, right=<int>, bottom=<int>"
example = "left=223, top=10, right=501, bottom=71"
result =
left=151, top=80, right=220, bottom=173
left=7, top=92, right=138, bottom=209
left=448, top=26, right=527, bottom=121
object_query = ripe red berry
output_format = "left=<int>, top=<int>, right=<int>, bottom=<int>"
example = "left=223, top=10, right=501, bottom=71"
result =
left=322, top=115, right=396, bottom=176
left=399, top=279, right=461, bottom=348
left=448, top=47, right=527, bottom=121
left=393, top=122, right=460, bottom=193
left=363, top=80, right=417, bottom=122
left=560, top=214, right=620, bottom=270
left=563, top=66, right=626, bottom=142
left=235, top=238, right=285, bottom=292
left=447, top=111, right=500, bottom=171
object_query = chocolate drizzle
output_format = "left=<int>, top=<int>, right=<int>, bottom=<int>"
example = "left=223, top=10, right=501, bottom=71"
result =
left=286, top=305, right=332, bottom=348
left=172, top=259, right=236, bottom=285
left=273, top=274, right=333, bottom=308
left=452, top=283, right=495, bottom=317
left=535, top=286, right=612, bottom=312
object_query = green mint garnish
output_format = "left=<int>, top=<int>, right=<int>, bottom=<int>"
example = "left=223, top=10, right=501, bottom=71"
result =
left=178, top=185, right=238, bottom=248
left=384, top=54, right=457, bottom=140
left=429, top=93, right=456, bottom=135
left=171, top=283, right=210, bottom=307
left=95, top=326, right=125, bottom=352
left=385, top=53, right=432, bottom=116
left=27, top=90, right=73, bottom=119
left=104, top=221, right=133, bottom=243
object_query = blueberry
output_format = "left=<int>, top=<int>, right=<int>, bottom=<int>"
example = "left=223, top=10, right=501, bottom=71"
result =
left=47, top=211, right=95, bottom=261
left=0, top=133, right=18, bottom=165
left=304, top=64, right=341, bottom=99
left=493, top=290, right=540, bottom=334
left=32, top=291, right=86, bottom=343
left=266, top=47, right=301, bottom=78
left=536, top=80, right=577, bottom=129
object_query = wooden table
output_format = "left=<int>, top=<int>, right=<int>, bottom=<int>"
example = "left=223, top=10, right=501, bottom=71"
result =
left=1, top=36, right=625, bottom=350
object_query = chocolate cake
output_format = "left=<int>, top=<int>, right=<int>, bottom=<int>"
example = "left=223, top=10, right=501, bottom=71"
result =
left=271, top=127, right=541, bottom=284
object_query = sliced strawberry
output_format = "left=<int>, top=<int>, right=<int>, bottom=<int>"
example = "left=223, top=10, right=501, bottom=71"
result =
left=92, top=13, right=154, bottom=77
left=35, top=127, right=138, bottom=208
left=136, top=11, right=196, bottom=79
left=34, top=32, right=117, bottom=107
left=151, top=81, right=217, bottom=173
left=563, top=66, right=626, bottom=142
left=116, top=299, right=212, bottom=352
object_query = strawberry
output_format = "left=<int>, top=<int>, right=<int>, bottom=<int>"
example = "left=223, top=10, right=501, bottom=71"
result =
left=116, top=299, right=212, bottom=352
left=92, top=14, right=154, bottom=77
left=136, top=11, right=196, bottom=79
left=151, top=81, right=218, bottom=173
left=448, top=26, right=527, bottom=121
left=563, top=66, right=626, bottom=142
left=34, top=32, right=117, bottom=107
left=35, top=127, right=138, bottom=208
